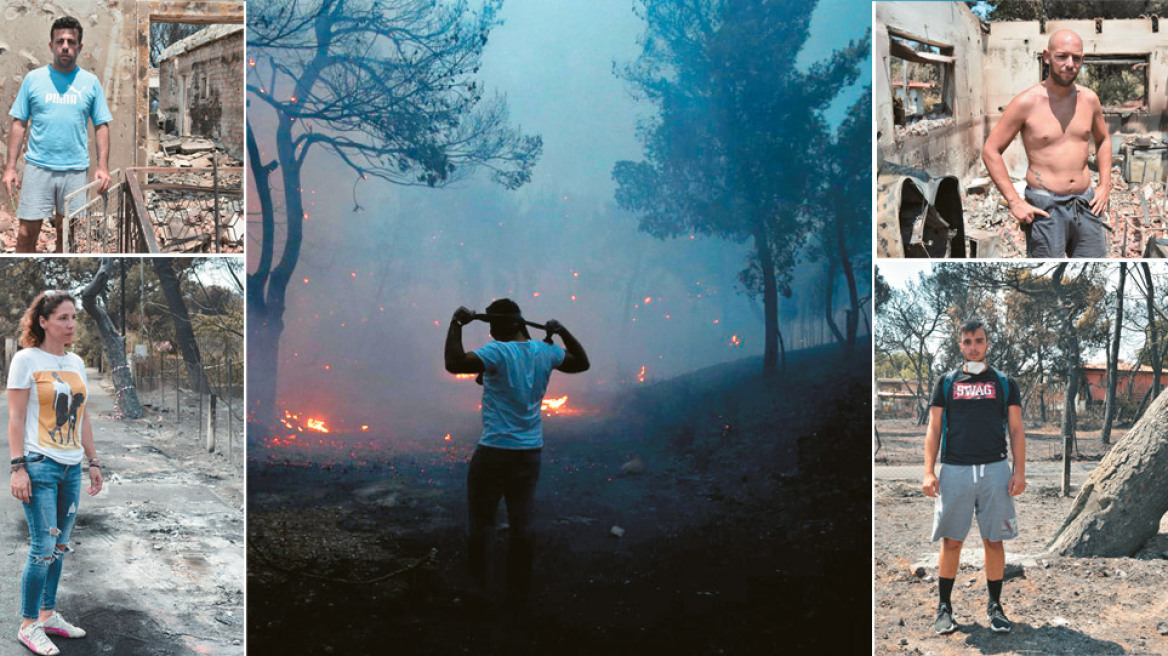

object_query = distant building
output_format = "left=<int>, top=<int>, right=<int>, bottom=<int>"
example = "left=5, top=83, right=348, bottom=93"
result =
left=1079, top=362, right=1163, bottom=408
left=891, top=81, right=937, bottom=116
left=157, top=24, right=244, bottom=159
left=876, top=377, right=927, bottom=418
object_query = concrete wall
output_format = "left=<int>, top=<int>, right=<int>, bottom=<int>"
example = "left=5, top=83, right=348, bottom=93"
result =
left=158, top=25, right=243, bottom=159
left=875, top=1, right=989, bottom=181
left=0, top=0, right=242, bottom=175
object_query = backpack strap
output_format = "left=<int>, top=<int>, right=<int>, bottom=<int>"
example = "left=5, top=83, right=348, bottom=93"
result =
left=940, top=369, right=960, bottom=460
left=993, top=368, right=1009, bottom=417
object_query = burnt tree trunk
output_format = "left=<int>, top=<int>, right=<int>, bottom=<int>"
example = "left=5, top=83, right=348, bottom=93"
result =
left=1046, top=387, right=1168, bottom=556
left=1101, top=262, right=1125, bottom=445
left=1053, top=263, right=1080, bottom=497
left=80, top=260, right=143, bottom=419
left=1142, top=262, right=1162, bottom=411
left=152, top=258, right=212, bottom=395
left=754, top=221, right=779, bottom=376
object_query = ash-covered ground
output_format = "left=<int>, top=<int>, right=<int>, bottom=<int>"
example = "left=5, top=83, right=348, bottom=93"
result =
left=248, top=344, right=870, bottom=654
left=874, top=418, right=1168, bottom=655
left=0, top=369, right=244, bottom=656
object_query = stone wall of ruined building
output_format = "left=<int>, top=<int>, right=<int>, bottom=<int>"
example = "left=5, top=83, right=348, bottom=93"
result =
left=874, top=1, right=989, bottom=182
left=158, top=28, right=243, bottom=160
left=0, top=0, right=138, bottom=172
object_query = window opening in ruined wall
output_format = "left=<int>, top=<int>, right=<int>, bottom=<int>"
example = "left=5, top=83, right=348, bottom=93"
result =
left=1040, top=54, right=1149, bottom=113
left=887, top=30, right=955, bottom=139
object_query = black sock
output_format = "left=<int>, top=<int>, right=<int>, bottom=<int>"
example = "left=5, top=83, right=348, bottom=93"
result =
left=939, top=577, right=955, bottom=606
left=987, top=578, right=1002, bottom=604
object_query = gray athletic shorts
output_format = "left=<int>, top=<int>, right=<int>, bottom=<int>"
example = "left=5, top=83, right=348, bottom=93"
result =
left=15, top=163, right=88, bottom=221
left=931, top=460, right=1018, bottom=543
left=1022, top=186, right=1107, bottom=258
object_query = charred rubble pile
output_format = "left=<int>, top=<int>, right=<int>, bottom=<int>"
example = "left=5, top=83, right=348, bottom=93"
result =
left=962, top=138, right=1167, bottom=258
left=148, top=137, right=244, bottom=253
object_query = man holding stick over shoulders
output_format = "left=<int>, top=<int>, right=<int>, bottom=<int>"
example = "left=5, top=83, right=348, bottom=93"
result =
left=445, top=298, right=589, bottom=618
left=982, top=28, right=1111, bottom=258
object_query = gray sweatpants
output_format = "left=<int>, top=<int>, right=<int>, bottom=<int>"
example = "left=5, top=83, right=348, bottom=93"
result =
left=1023, top=186, right=1107, bottom=258
left=931, top=460, right=1018, bottom=543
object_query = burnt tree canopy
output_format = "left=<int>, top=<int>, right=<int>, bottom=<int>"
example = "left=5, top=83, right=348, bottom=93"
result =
left=246, top=0, right=541, bottom=427
left=1046, top=386, right=1168, bottom=557
left=612, top=0, right=868, bottom=375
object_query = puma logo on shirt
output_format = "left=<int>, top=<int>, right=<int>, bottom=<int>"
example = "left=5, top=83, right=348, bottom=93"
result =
left=45, top=91, right=80, bottom=105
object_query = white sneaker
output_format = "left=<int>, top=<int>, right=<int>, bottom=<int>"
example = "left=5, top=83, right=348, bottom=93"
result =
left=41, top=611, right=86, bottom=638
left=17, top=622, right=59, bottom=656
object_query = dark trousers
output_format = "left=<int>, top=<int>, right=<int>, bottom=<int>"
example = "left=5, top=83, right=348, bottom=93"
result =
left=467, top=445, right=541, bottom=607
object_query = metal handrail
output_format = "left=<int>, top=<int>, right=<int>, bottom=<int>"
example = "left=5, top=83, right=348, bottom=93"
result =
left=62, top=168, right=123, bottom=253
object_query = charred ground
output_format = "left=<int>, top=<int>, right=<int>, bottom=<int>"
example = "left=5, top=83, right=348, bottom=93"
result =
left=247, top=344, right=870, bottom=654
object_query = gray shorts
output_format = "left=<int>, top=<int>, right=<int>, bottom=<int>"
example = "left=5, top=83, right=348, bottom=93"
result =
left=931, top=460, right=1018, bottom=543
left=15, top=163, right=88, bottom=222
left=1022, top=186, right=1107, bottom=258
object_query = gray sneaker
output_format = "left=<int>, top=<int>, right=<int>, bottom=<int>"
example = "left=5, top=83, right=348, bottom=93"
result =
left=987, top=601, right=1011, bottom=633
left=934, top=602, right=957, bottom=634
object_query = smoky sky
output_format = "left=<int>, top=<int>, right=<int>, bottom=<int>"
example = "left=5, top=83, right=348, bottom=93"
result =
left=248, top=0, right=872, bottom=435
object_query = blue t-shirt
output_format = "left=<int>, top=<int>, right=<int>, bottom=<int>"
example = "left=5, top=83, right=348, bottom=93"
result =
left=473, top=340, right=566, bottom=450
left=9, top=66, right=112, bottom=171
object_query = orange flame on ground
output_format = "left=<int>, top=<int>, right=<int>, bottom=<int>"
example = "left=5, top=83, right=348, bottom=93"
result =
left=636, top=365, right=646, bottom=384
left=454, top=373, right=477, bottom=380
left=542, top=395, right=569, bottom=411
left=306, top=418, right=330, bottom=433
left=730, top=334, right=741, bottom=347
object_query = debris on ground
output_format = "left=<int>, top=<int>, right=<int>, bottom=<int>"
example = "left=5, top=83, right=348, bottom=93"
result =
left=895, top=114, right=955, bottom=139
left=962, top=162, right=1167, bottom=258
left=148, top=139, right=244, bottom=253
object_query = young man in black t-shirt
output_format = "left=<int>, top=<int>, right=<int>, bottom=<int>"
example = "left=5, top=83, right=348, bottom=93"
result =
left=922, top=321, right=1026, bottom=635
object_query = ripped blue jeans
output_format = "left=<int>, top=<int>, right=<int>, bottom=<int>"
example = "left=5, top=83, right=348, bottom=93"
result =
left=20, top=454, right=81, bottom=620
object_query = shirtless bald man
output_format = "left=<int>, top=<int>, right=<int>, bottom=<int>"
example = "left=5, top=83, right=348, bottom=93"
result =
left=982, top=29, right=1112, bottom=258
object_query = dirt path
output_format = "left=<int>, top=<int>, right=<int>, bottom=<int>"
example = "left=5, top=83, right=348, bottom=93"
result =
left=874, top=420, right=1168, bottom=655
left=0, top=367, right=244, bottom=656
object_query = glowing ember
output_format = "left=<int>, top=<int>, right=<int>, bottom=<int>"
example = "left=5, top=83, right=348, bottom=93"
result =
left=302, top=277, right=310, bottom=285
left=542, top=394, right=569, bottom=411
left=730, top=334, right=741, bottom=347
left=644, top=296, right=653, bottom=304
left=248, top=58, right=256, bottom=67
left=533, top=291, right=541, bottom=298
left=443, top=433, right=453, bottom=443
left=306, top=418, right=330, bottom=433
left=636, top=366, right=646, bottom=384
left=454, top=373, right=477, bottom=380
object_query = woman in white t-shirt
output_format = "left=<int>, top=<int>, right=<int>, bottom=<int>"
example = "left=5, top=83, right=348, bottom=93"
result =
left=6, top=291, right=102, bottom=656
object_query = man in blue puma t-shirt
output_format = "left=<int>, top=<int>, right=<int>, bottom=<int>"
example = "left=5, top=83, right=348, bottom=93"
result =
left=3, top=16, right=113, bottom=253
left=445, top=298, right=590, bottom=616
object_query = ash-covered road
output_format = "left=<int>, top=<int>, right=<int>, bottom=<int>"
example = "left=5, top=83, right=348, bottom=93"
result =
left=0, top=367, right=244, bottom=656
